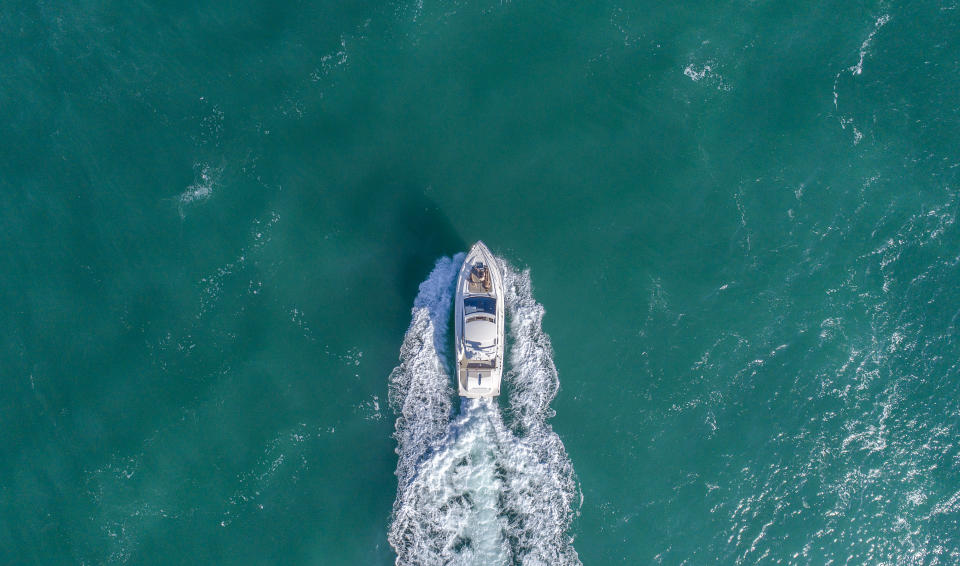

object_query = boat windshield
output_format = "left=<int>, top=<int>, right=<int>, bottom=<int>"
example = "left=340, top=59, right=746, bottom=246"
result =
left=464, top=297, right=496, bottom=315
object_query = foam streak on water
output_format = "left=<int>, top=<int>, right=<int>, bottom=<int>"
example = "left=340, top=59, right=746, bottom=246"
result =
left=388, top=256, right=580, bottom=566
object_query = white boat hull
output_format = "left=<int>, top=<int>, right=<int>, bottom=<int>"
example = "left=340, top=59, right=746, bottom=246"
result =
left=455, top=241, right=505, bottom=398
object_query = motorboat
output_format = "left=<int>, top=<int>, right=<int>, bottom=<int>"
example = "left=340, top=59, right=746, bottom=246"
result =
left=455, top=241, right=504, bottom=398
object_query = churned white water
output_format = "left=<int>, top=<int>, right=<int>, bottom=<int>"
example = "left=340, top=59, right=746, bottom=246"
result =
left=388, top=255, right=580, bottom=566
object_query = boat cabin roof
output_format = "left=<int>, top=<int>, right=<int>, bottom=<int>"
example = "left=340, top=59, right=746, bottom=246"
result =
left=465, top=317, right=497, bottom=347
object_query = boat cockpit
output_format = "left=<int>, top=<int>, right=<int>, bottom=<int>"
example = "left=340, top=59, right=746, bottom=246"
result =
left=468, top=263, right=492, bottom=293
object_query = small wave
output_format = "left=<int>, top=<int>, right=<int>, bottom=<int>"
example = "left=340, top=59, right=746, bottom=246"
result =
left=196, top=211, right=280, bottom=317
left=388, top=255, right=580, bottom=565
left=850, top=15, right=891, bottom=77
left=683, top=63, right=712, bottom=82
left=682, top=61, right=730, bottom=91
left=831, top=14, right=891, bottom=145
left=833, top=14, right=891, bottom=108
left=178, top=163, right=220, bottom=217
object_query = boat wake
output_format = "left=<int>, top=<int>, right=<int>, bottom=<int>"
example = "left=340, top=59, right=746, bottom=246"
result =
left=388, top=255, right=581, bottom=566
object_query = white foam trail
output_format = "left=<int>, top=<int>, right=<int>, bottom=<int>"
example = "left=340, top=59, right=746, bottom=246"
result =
left=498, top=263, right=581, bottom=565
left=389, top=256, right=580, bottom=566
left=391, top=399, right=512, bottom=566
left=389, top=254, right=463, bottom=490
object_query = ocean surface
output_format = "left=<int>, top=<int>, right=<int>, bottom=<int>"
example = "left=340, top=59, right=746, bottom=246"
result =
left=3, top=1, right=960, bottom=564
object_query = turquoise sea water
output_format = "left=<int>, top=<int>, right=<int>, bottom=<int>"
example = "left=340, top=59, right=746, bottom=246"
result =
left=4, top=0, right=960, bottom=563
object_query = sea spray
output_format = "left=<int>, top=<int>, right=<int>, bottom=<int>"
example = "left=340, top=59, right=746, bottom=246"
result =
left=389, top=255, right=581, bottom=566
